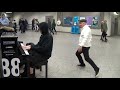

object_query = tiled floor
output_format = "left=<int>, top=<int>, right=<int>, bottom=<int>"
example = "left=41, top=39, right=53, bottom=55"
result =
left=0, top=30, right=120, bottom=78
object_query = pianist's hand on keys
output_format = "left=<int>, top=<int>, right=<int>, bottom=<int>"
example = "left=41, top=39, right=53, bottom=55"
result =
left=21, top=43, right=30, bottom=55
left=22, top=45, right=31, bottom=50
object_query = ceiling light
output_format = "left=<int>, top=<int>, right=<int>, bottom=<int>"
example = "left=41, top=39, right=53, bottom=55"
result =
left=113, top=12, right=119, bottom=15
left=6, top=12, right=12, bottom=13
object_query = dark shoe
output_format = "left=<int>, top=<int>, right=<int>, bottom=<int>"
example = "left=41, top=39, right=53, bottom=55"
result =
left=77, top=64, right=86, bottom=67
left=95, top=68, right=99, bottom=77
left=105, top=39, right=107, bottom=42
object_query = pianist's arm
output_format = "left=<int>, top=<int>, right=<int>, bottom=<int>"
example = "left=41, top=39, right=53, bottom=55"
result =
left=30, top=34, right=53, bottom=53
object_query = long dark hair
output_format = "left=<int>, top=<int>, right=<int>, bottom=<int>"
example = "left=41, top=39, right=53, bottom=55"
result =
left=39, top=22, right=49, bottom=35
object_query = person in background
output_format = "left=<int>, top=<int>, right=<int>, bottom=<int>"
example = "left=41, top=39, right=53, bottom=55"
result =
left=0, top=13, right=10, bottom=43
left=19, top=18, right=22, bottom=31
left=52, top=19, right=57, bottom=34
left=100, top=21, right=104, bottom=41
left=24, top=19, right=28, bottom=31
left=34, top=19, right=39, bottom=32
left=0, top=13, right=9, bottom=26
left=21, top=18, right=25, bottom=33
left=0, top=13, right=10, bottom=36
left=32, top=18, right=35, bottom=30
left=47, top=18, right=54, bottom=35
left=13, top=20, right=17, bottom=33
left=103, top=20, right=108, bottom=42
left=20, top=22, right=53, bottom=78
left=36, top=19, right=40, bottom=31
left=75, top=19, right=99, bottom=77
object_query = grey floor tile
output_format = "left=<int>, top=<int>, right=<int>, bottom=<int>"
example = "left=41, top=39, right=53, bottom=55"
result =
left=0, top=30, right=120, bottom=78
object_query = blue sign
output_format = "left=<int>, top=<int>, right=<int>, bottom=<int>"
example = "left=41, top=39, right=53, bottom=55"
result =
left=73, top=16, right=79, bottom=24
left=71, top=16, right=80, bottom=34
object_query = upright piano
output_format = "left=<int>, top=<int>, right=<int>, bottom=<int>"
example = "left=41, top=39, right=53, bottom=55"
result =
left=0, top=32, right=29, bottom=78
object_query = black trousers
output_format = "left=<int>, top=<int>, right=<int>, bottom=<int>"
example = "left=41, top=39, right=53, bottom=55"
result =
left=32, top=25, right=35, bottom=30
left=19, top=47, right=48, bottom=75
left=49, top=28, right=54, bottom=34
left=0, top=29, right=4, bottom=36
left=101, top=31, right=107, bottom=40
left=76, top=47, right=98, bottom=72
left=52, top=27, right=57, bottom=33
left=19, top=25, right=22, bottom=31
left=13, top=26, right=17, bottom=33
left=21, top=26, right=25, bottom=33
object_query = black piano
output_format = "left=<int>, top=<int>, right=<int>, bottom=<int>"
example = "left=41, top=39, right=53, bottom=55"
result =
left=0, top=32, right=30, bottom=78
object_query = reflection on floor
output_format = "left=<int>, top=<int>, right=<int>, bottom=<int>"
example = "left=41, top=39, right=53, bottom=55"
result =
left=0, top=30, right=120, bottom=78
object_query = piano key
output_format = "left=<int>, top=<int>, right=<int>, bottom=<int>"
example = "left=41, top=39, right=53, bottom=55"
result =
left=20, top=43, right=29, bottom=55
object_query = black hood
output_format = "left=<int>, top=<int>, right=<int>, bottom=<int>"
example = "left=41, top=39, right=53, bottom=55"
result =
left=39, top=22, right=49, bottom=35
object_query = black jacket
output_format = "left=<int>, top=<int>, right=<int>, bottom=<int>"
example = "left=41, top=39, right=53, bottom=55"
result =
left=52, top=22, right=56, bottom=28
left=30, top=33, right=53, bottom=59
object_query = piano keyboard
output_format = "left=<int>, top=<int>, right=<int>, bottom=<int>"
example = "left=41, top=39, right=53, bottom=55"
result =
left=20, top=43, right=29, bottom=55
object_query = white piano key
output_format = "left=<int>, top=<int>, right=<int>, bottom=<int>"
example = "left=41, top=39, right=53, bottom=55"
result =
left=20, top=43, right=29, bottom=55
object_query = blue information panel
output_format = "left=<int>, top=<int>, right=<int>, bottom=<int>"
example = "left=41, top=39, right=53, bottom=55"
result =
left=71, top=26, right=80, bottom=34
left=71, top=16, right=80, bottom=34
left=73, top=16, right=79, bottom=23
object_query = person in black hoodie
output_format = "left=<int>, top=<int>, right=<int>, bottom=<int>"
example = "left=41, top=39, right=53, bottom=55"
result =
left=20, top=22, right=53, bottom=78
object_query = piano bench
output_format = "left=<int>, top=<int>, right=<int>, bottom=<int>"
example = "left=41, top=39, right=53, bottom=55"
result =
left=33, top=60, right=48, bottom=78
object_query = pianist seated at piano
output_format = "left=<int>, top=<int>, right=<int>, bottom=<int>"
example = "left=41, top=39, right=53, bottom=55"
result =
left=20, top=22, right=53, bottom=78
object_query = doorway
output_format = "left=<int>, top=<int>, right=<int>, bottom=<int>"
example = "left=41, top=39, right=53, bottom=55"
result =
left=45, top=16, right=53, bottom=23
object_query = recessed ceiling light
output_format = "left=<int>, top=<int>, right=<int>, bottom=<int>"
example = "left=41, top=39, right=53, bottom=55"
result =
left=113, top=12, right=119, bottom=15
left=6, top=12, right=12, bottom=13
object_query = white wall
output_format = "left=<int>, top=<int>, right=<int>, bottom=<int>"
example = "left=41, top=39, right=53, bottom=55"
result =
left=13, top=12, right=57, bottom=24
left=80, top=12, right=102, bottom=35
left=118, top=17, right=120, bottom=35
left=13, top=12, right=112, bottom=36
left=56, top=12, right=102, bottom=35
left=56, top=26, right=71, bottom=32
